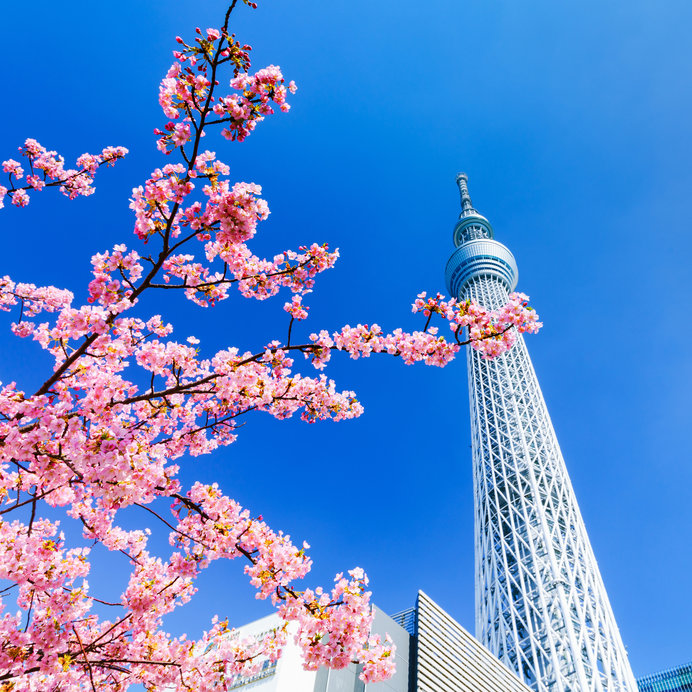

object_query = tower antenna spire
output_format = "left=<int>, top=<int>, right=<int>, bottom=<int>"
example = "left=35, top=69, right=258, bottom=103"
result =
left=456, top=172, right=475, bottom=215
left=451, top=173, right=494, bottom=247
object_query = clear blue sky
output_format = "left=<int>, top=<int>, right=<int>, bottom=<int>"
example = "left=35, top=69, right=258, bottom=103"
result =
left=1, top=0, right=691, bottom=679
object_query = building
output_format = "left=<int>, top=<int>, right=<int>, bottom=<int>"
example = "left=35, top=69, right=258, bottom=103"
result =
left=637, top=662, right=692, bottom=692
left=225, top=591, right=532, bottom=691
left=445, top=174, right=638, bottom=691
left=393, top=590, right=532, bottom=692
left=220, top=606, right=410, bottom=692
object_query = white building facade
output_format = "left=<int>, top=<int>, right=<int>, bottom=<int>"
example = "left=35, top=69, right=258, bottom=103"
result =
left=223, top=607, right=410, bottom=692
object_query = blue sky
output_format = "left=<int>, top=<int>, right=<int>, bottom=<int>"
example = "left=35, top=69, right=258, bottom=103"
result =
left=1, top=0, right=691, bottom=679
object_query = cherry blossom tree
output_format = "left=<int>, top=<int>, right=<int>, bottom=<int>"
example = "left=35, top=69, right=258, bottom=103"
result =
left=0, top=1, right=540, bottom=689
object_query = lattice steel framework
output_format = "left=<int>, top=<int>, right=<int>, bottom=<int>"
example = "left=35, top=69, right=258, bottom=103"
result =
left=445, top=174, right=638, bottom=692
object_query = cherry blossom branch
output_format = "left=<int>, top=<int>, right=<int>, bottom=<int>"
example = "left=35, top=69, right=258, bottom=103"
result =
left=0, top=1, right=541, bottom=687
left=1, top=143, right=128, bottom=209
left=73, top=626, right=98, bottom=692
left=113, top=320, right=526, bottom=409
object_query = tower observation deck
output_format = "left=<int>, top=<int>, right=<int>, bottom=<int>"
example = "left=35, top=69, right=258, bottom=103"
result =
left=446, top=174, right=637, bottom=692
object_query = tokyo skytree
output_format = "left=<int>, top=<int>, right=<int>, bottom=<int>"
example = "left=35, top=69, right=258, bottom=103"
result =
left=445, top=174, right=637, bottom=692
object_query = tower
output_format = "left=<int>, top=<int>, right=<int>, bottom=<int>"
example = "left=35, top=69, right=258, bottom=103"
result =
left=445, top=174, right=637, bottom=692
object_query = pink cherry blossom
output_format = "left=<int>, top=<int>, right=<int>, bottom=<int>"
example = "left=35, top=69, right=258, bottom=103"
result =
left=0, top=139, right=128, bottom=208
left=11, top=189, right=29, bottom=207
left=2, top=159, right=24, bottom=178
left=0, top=4, right=541, bottom=689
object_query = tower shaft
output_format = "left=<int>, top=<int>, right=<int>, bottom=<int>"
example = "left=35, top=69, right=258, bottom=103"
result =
left=465, top=275, right=636, bottom=692
left=445, top=174, right=637, bottom=692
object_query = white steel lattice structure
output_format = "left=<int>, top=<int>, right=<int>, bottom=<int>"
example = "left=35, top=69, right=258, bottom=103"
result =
left=445, top=174, right=637, bottom=692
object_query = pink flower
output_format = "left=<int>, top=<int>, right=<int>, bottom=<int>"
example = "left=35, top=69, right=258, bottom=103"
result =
left=284, top=294, right=309, bottom=320
left=11, top=189, right=29, bottom=207
left=26, top=175, right=45, bottom=190
left=3, top=158, right=23, bottom=178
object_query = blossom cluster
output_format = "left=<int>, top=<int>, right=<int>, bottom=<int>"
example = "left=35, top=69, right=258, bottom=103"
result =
left=0, top=139, right=128, bottom=208
left=218, top=66, right=297, bottom=142
left=0, top=7, right=540, bottom=691
left=0, top=276, right=74, bottom=316
left=281, top=568, right=395, bottom=682
left=284, top=294, right=309, bottom=320
left=129, top=150, right=339, bottom=305
left=303, top=291, right=541, bottom=371
left=412, top=290, right=542, bottom=358
left=156, top=27, right=295, bottom=152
